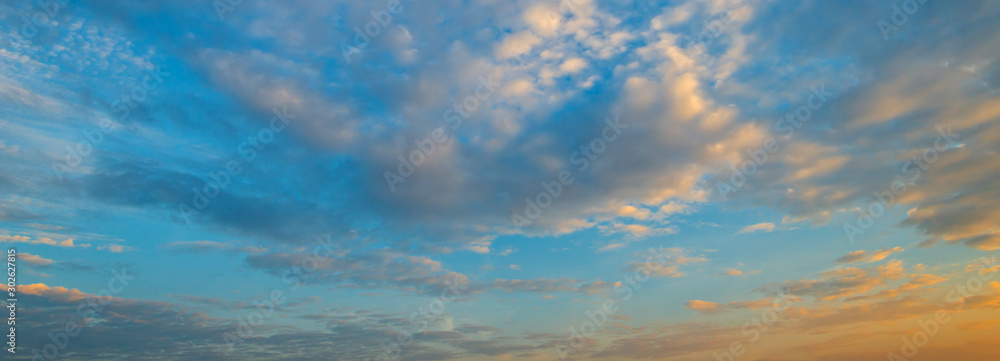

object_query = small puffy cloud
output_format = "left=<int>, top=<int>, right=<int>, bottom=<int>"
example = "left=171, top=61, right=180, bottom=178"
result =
left=509, top=264, right=521, bottom=270
left=503, top=79, right=537, bottom=96
left=496, top=31, right=540, bottom=58
left=616, top=205, right=651, bottom=220
left=465, top=240, right=492, bottom=254
left=684, top=300, right=722, bottom=313
left=738, top=223, right=775, bottom=234
left=98, top=244, right=130, bottom=253
left=656, top=201, right=691, bottom=216
left=523, top=4, right=561, bottom=36
left=559, top=57, right=588, bottom=74
left=650, top=2, right=696, bottom=30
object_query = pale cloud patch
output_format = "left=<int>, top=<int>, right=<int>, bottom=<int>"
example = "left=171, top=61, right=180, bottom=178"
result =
left=626, top=248, right=708, bottom=278
left=834, top=247, right=904, bottom=264
left=502, top=78, right=537, bottom=96
left=19, top=283, right=92, bottom=303
left=20, top=253, right=54, bottom=266
left=496, top=31, right=540, bottom=59
left=684, top=300, right=722, bottom=313
left=0, top=235, right=91, bottom=248
left=716, top=268, right=743, bottom=277
left=867, top=247, right=905, bottom=263
left=685, top=298, right=787, bottom=315
left=769, top=260, right=907, bottom=301
left=163, top=241, right=268, bottom=255
left=599, top=222, right=677, bottom=238
left=523, top=4, right=561, bottom=36
left=98, top=244, right=130, bottom=253
left=656, top=201, right=691, bottom=216
left=834, top=250, right=868, bottom=264
left=558, top=57, right=588, bottom=74
left=597, top=243, right=626, bottom=253
left=737, top=222, right=775, bottom=234
left=615, top=205, right=651, bottom=220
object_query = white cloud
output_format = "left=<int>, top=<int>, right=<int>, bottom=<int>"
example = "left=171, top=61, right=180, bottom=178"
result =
left=558, top=57, right=588, bottom=74
left=496, top=31, right=541, bottom=59
left=523, top=4, right=561, bottom=36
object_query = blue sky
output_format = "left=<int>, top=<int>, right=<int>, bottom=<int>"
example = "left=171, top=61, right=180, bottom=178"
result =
left=2, top=0, right=1000, bottom=360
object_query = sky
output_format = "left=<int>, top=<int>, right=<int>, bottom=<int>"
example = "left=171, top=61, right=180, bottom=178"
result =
left=1, top=0, right=1000, bottom=360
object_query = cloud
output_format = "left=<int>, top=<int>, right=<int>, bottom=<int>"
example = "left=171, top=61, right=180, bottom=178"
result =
left=738, top=222, right=775, bottom=234
left=625, top=248, right=708, bottom=278
left=244, top=248, right=466, bottom=295
left=163, top=240, right=268, bottom=255
left=655, top=201, right=692, bottom=217
left=597, top=243, right=626, bottom=252
left=496, top=31, right=540, bottom=58
left=834, top=247, right=905, bottom=264
left=765, top=260, right=907, bottom=301
left=684, top=300, right=722, bottom=313
left=615, top=205, right=651, bottom=220
left=20, top=252, right=54, bottom=266
left=0, top=234, right=90, bottom=248
left=3, top=1, right=1000, bottom=359
left=716, top=268, right=743, bottom=276
left=478, top=278, right=608, bottom=295
left=962, top=233, right=1000, bottom=251
left=98, top=244, right=131, bottom=253
left=867, top=247, right=905, bottom=262
left=523, top=3, right=561, bottom=36
left=558, top=57, right=588, bottom=74
left=685, top=298, right=786, bottom=315
left=599, top=222, right=677, bottom=239
left=19, top=283, right=91, bottom=303
left=834, top=250, right=868, bottom=264
left=12, top=252, right=98, bottom=274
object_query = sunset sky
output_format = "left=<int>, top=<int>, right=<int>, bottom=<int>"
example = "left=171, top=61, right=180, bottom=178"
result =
left=2, top=0, right=1000, bottom=360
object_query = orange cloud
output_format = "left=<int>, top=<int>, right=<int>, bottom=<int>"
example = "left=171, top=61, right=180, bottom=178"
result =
left=834, top=247, right=904, bottom=264
left=685, top=298, right=789, bottom=315
left=19, top=283, right=90, bottom=302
